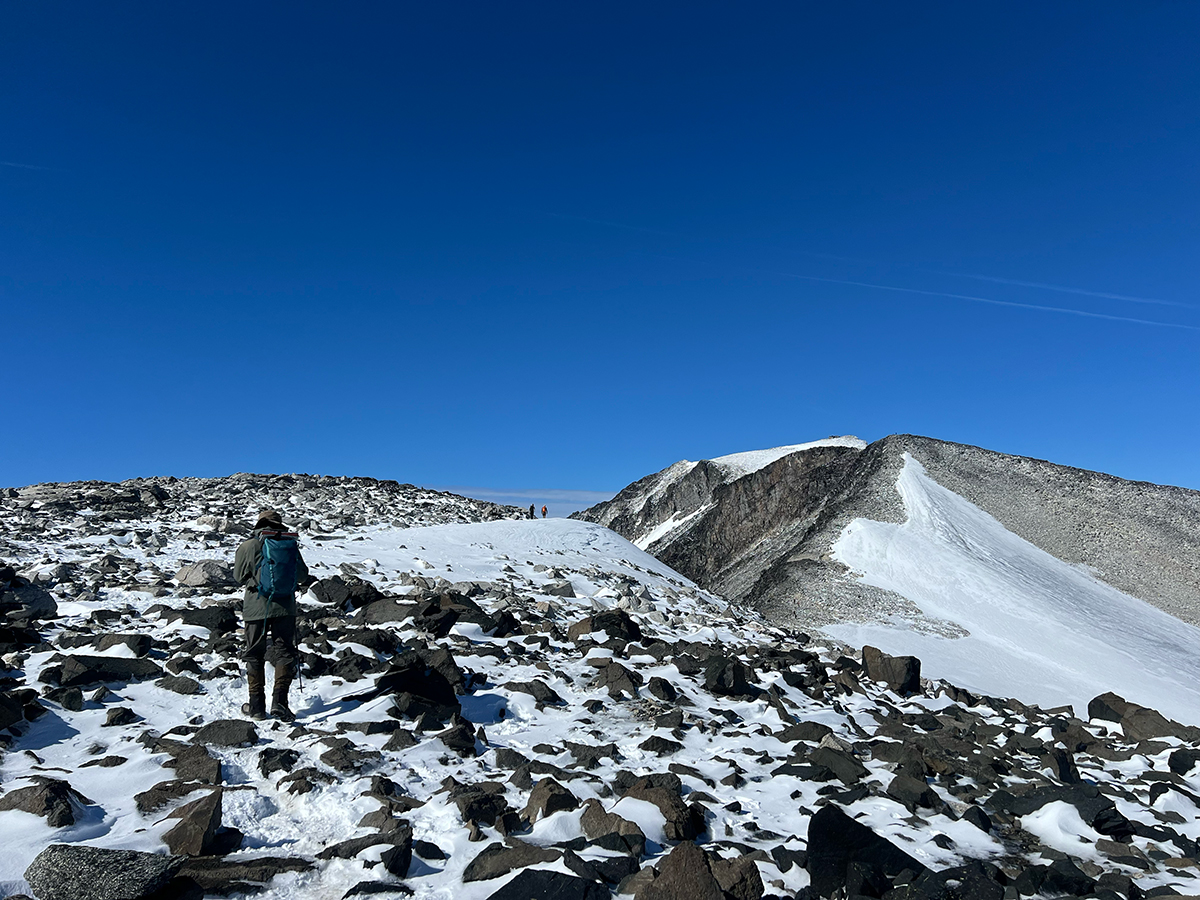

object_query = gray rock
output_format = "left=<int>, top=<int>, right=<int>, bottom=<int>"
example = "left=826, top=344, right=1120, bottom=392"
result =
left=24, top=844, right=183, bottom=900
left=175, top=560, right=235, bottom=588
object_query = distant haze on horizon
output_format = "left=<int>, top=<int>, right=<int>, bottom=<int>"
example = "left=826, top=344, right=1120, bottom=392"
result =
left=3, top=4, right=1198, bottom=493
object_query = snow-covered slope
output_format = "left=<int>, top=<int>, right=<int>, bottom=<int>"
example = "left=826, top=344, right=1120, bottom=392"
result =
left=829, top=455, right=1200, bottom=724
left=710, top=437, right=867, bottom=480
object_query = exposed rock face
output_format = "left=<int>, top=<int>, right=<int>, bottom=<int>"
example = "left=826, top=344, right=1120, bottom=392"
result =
left=574, top=433, right=1200, bottom=630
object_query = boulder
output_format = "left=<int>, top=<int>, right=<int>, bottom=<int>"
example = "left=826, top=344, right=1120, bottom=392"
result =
left=861, top=646, right=921, bottom=695
left=591, top=660, right=643, bottom=699
left=163, top=789, right=225, bottom=856
left=0, top=777, right=93, bottom=827
left=523, top=777, right=579, bottom=823
left=193, top=719, right=259, bottom=748
left=639, top=840, right=724, bottom=900
left=462, top=839, right=561, bottom=882
left=0, top=579, right=58, bottom=619
left=568, top=609, right=641, bottom=643
left=56, top=655, right=163, bottom=688
left=482, top=868, right=610, bottom=900
left=623, top=776, right=705, bottom=841
left=24, top=844, right=183, bottom=900
left=580, top=797, right=646, bottom=856
left=806, top=804, right=926, bottom=898
left=175, top=560, right=236, bottom=588
left=704, top=656, right=759, bottom=698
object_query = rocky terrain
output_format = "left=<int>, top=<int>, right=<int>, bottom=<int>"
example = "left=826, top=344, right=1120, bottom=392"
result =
left=0, top=472, right=1198, bottom=899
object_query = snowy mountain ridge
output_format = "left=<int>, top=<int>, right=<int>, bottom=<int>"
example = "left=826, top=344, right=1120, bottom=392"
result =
left=574, top=435, right=1200, bottom=724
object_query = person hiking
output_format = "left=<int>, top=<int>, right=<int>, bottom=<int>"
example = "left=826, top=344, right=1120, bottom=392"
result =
left=234, top=508, right=310, bottom=722
left=541, top=505, right=547, bottom=518
left=528, top=503, right=535, bottom=519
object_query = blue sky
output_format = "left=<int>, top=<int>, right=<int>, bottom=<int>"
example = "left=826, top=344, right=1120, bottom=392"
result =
left=3, top=3, right=1199, bottom=501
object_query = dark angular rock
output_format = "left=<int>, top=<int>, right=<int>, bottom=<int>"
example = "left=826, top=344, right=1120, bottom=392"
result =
left=95, top=633, right=152, bottom=656
left=962, top=805, right=992, bottom=833
left=163, top=789, right=224, bottom=856
left=647, top=676, right=677, bottom=702
left=885, top=774, right=939, bottom=812
left=623, top=777, right=705, bottom=841
left=259, top=747, right=301, bottom=777
left=0, top=777, right=92, bottom=827
left=103, top=706, right=138, bottom=727
left=319, top=737, right=383, bottom=772
left=1169, top=748, right=1200, bottom=775
left=806, top=804, right=926, bottom=898
left=316, top=828, right=410, bottom=861
left=42, top=686, right=84, bottom=712
left=580, top=797, right=646, bottom=856
left=640, top=840, right=724, bottom=900
left=861, top=646, right=921, bottom=696
left=157, top=675, right=202, bottom=695
left=24, top=844, right=183, bottom=900
left=640, top=735, right=684, bottom=756
left=591, top=661, right=643, bottom=699
left=809, top=747, right=869, bottom=785
left=462, top=839, right=561, bottom=882
left=193, top=719, right=258, bottom=748
left=504, top=679, right=564, bottom=705
left=524, top=777, right=579, bottom=823
left=481, top=868, right=610, bottom=900
left=704, top=656, right=760, bottom=698
left=163, top=606, right=238, bottom=636
left=176, top=856, right=313, bottom=893
left=175, top=560, right=235, bottom=587
left=56, top=655, right=163, bottom=688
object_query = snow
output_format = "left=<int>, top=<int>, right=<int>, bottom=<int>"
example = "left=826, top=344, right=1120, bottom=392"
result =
left=709, top=436, right=867, bottom=479
left=633, top=505, right=710, bottom=550
left=829, top=454, right=1200, bottom=725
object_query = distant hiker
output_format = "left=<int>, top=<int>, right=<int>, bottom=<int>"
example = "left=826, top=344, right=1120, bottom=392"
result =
left=234, top=508, right=310, bottom=722
left=529, top=503, right=536, bottom=519
left=541, top=505, right=548, bottom=518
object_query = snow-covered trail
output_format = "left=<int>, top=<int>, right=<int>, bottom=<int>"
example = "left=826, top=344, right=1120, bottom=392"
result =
left=830, top=454, right=1200, bottom=725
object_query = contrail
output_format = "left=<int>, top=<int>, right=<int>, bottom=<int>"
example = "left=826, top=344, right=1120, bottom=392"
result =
left=939, top=272, right=1190, bottom=309
left=0, top=160, right=50, bottom=170
left=782, top=274, right=1200, bottom=332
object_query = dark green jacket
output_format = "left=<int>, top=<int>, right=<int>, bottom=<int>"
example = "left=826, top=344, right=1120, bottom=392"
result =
left=234, top=529, right=310, bottom=621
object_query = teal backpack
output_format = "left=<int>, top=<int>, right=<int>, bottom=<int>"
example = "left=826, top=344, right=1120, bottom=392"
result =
left=256, top=531, right=300, bottom=600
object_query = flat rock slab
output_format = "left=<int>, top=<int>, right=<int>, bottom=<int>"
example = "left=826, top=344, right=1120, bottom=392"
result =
left=56, top=655, right=163, bottom=688
left=193, top=719, right=259, bottom=747
left=24, top=844, right=183, bottom=900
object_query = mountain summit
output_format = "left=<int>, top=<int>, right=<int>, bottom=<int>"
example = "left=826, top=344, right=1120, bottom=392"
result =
left=573, top=435, right=1200, bottom=723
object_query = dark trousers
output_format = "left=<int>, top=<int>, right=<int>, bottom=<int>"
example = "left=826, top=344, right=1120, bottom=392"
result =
left=243, top=616, right=298, bottom=665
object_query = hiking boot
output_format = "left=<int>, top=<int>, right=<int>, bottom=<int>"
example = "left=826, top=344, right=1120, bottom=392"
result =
left=242, top=658, right=267, bottom=720
left=270, top=658, right=296, bottom=723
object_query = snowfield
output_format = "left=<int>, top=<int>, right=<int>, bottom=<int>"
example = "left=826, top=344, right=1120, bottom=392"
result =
left=830, top=454, right=1200, bottom=726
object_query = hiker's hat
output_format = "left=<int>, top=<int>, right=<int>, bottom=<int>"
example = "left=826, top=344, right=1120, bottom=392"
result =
left=255, top=508, right=284, bottom=529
